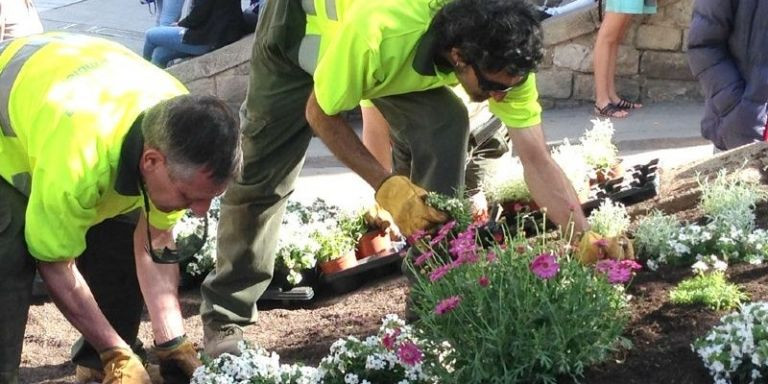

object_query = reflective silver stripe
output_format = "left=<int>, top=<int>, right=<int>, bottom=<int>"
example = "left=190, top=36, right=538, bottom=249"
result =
left=301, top=0, right=315, bottom=15
left=0, top=40, right=49, bottom=137
left=12, top=172, right=31, bottom=197
left=298, top=35, right=320, bottom=74
left=325, top=0, right=337, bottom=20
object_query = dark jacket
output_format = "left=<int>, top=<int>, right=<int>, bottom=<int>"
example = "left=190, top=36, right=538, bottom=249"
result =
left=687, top=0, right=768, bottom=150
left=178, top=0, right=250, bottom=49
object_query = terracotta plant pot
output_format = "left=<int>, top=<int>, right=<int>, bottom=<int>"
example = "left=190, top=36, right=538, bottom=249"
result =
left=500, top=199, right=539, bottom=214
left=593, top=161, right=625, bottom=184
left=356, top=230, right=392, bottom=260
left=319, top=250, right=357, bottom=274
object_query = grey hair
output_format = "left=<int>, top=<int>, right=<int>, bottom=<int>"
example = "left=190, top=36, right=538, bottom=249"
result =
left=141, top=94, right=242, bottom=185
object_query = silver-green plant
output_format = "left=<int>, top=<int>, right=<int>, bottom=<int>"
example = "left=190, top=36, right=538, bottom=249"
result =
left=587, top=199, right=630, bottom=237
left=483, top=158, right=531, bottom=204
left=632, top=210, right=680, bottom=265
left=698, top=169, right=764, bottom=233
left=551, top=139, right=591, bottom=199
left=580, top=118, right=619, bottom=172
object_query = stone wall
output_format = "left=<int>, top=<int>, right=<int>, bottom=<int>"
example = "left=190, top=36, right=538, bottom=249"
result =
left=168, top=0, right=701, bottom=112
left=537, top=0, right=701, bottom=109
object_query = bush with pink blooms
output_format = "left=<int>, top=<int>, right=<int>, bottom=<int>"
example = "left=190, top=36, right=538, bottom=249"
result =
left=407, top=219, right=631, bottom=384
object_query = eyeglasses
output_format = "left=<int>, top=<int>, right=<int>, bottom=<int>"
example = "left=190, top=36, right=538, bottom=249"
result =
left=139, top=183, right=208, bottom=264
left=471, top=63, right=528, bottom=93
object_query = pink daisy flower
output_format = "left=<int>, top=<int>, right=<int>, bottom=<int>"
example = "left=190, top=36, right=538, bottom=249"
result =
left=396, top=341, right=424, bottom=366
left=434, top=295, right=461, bottom=315
left=530, top=253, right=560, bottom=280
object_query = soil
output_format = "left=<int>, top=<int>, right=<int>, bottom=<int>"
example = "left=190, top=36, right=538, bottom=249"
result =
left=20, top=205, right=768, bottom=384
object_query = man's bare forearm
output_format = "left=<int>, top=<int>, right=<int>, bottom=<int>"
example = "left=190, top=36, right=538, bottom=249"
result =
left=38, top=260, right=128, bottom=352
left=306, top=92, right=391, bottom=189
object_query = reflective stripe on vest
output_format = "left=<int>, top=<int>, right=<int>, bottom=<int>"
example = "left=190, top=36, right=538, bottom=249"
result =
left=11, top=172, right=31, bottom=197
left=0, top=38, right=54, bottom=137
left=298, top=0, right=339, bottom=74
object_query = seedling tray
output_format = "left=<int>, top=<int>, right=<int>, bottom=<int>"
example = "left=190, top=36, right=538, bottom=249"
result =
left=320, top=252, right=403, bottom=294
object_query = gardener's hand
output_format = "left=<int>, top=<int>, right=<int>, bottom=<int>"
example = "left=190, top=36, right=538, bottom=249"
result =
left=577, top=231, right=635, bottom=264
left=155, top=336, right=202, bottom=382
left=374, top=175, right=448, bottom=236
left=100, top=347, right=151, bottom=384
left=364, top=203, right=402, bottom=239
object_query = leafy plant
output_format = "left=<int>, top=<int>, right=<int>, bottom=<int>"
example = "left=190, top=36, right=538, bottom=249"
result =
left=425, top=192, right=473, bottom=231
left=694, top=302, right=768, bottom=384
left=407, top=220, right=630, bottom=384
left=579, top=118, right=619, bottom=172
left=670, top=273, right=746, bottom=311
left=550, top=139, right=591, bottom=200
left=337, top=209, right=368, bottom=243
left=483, top=158, right=531, bottom=204
left=632, top=210, right=680, bottom=266
left=312, top=227, right=356, bottom=264
left=699, top=169, right=764, bottom=233
left=587, top=199, right=630, bottom=237
left=175, top=197, right=220, bottom=278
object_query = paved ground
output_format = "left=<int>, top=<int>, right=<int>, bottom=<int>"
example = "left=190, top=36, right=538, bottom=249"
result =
left=36, top=0, right=714, bottom=211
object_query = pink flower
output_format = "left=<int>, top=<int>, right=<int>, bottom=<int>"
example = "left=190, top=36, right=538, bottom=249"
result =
left=430, top=220, right=457, bottom=245
left=407, top=229, right=428, bottom=245
left=515, top=244, right=528, bottom=254
left=381, top=328, right=401, bottom=350
left=486, top=251, right=497, bottom=263
left=478, top=275, right=490, bottom=287
left=429, top=263, right=455, bottom=282
left=396, top=341, right=424, bottom=366
left=620, top=259, right=643, bottom=271
left=434, top=295, right=462, bottom=315
left=414, top=250, right=433, bottom=266
left=530, top=253, right=560, bottom=280
left=595, top=259, right=640, bottom=284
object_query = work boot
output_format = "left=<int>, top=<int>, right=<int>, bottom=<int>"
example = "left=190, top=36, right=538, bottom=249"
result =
left=74, top=365, right=104, bottom=384
left=203, top=323, right=243, bottom=358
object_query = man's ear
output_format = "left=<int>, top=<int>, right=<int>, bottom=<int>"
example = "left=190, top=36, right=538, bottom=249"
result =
left=449, top=47, right=465, bottom=67
left=140, top=147, right=166, bottom=173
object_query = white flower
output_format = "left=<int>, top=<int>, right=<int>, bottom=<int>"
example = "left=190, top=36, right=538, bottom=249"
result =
left=691, top=260, right=709, bottom=275
left=344, top=373, right=360, bottom=384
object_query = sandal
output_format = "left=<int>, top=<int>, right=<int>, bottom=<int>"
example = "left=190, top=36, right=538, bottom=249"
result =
left=615, top=98, right=641, bottom=110
left=594, top=103, right=628, bottom=118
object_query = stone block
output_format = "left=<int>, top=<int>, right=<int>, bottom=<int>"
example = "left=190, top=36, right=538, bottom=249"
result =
left=647, top=0, right=694, bottom=28
left=636, top=25, right=682, bottom=51
left=553, top=43, right=593, bottom=72
left=573, top=73, right=594, bottom=101
left=615, top=45, right=641, bottom=76
left=540, top=47, right=554, bottom=68
left=682, top=28, right=689, bottom=52
left=615, top=77, right=641, bottom=101
left=643, top=79, right=703, bottom=101
left=641, top=51, right=693, bottom=80
left=216, top=74, right=249, bottom=106
left=536, top=69, right=573, bottom=99
left=185, top=77, right=216, bottom=96
left=542, top=4, right=599, bottom=46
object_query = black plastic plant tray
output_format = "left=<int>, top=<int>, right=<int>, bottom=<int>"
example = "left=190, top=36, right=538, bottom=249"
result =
left=259, top=286, right=315, bottom=302
left=320, top=252, right=403, bottom=294
left=496, top=158, right=660, bottom=234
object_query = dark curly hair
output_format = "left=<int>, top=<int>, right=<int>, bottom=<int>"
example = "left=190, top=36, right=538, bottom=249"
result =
left=431, top=0, right=543, bottom=76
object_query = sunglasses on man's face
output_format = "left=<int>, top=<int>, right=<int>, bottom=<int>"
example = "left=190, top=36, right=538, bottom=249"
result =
left=471, top=63, right=528, bottom=93
left=139, top=183, right=208, bottom=264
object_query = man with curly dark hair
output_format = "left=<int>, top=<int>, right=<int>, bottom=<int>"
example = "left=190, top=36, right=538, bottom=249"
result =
left=202, top=0, right=606, bottom=356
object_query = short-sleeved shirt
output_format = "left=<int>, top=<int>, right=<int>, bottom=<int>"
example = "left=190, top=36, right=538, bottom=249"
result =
left=306, top=0, right=542, bottom=129
left=0, top=33, right=187, bottom=261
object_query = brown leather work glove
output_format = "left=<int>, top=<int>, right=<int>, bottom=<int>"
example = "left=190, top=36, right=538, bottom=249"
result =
left=154, top=336, right=202, bottom=384
left=374, top=175, right=448, bottom=237
left=577, top=231, right=635, bottom=264
left=363, top=203, right=401, bottom=239
left=99, top=347, right=151, bottom=384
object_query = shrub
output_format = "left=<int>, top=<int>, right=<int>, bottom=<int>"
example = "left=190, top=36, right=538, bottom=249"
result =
left=699, top=170, right=764, bottom=234
left=694, top=302, right=768, bottom=384
left=670, top=270, right=747, bottom=311
left=632, top=210, right=680, bottom=267
left=407, top=221, right=630, bottom=384
left=587, top=199, right=630, bottom=238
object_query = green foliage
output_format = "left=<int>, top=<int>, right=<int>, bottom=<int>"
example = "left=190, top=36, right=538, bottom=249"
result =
left=425, top=191, right=473, bottom=230
left=698, top=169, right=765, bottom=233
left=579, top=118, right=618, bottom=171
left=337, top=209, right=368, bottom=242
left=632, top=210, right=680, bottom=262
left=587, top=199, right=630, bottom=237
left=408, top=223, right=630, bottom=384
left=669, top=272, right=747, bottom=311
left=312, top=228, right=355, bottom=263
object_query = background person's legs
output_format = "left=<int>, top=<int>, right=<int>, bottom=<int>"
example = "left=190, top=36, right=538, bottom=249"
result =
left=200, top=0, right=314, bottom=356
left=0, top=179, right=34, bottom=384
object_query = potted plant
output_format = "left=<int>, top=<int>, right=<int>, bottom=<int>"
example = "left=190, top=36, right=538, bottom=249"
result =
left=313, top=227, right=357, bottom=274
left=580, top=118, right=622, bottom=184
left=337, top=209, right=390, bottom=260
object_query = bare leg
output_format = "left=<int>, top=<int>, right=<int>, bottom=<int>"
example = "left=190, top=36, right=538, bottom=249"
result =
left=361, top=105, right=393, bottom=172
left=609, top=16, right=642, bottom=109
left=593, top=12, right=631, bottom=117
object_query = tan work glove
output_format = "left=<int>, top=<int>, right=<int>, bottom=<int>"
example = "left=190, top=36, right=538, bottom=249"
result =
left=154, top=336, right=202, bottom=383
left=99, top=347, right=151, bottom=384
left=374, top=175, right=448, bottom=237
left=577, top=231, right=635, bottom=265
left=364, top=203, right=402, bottom=240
